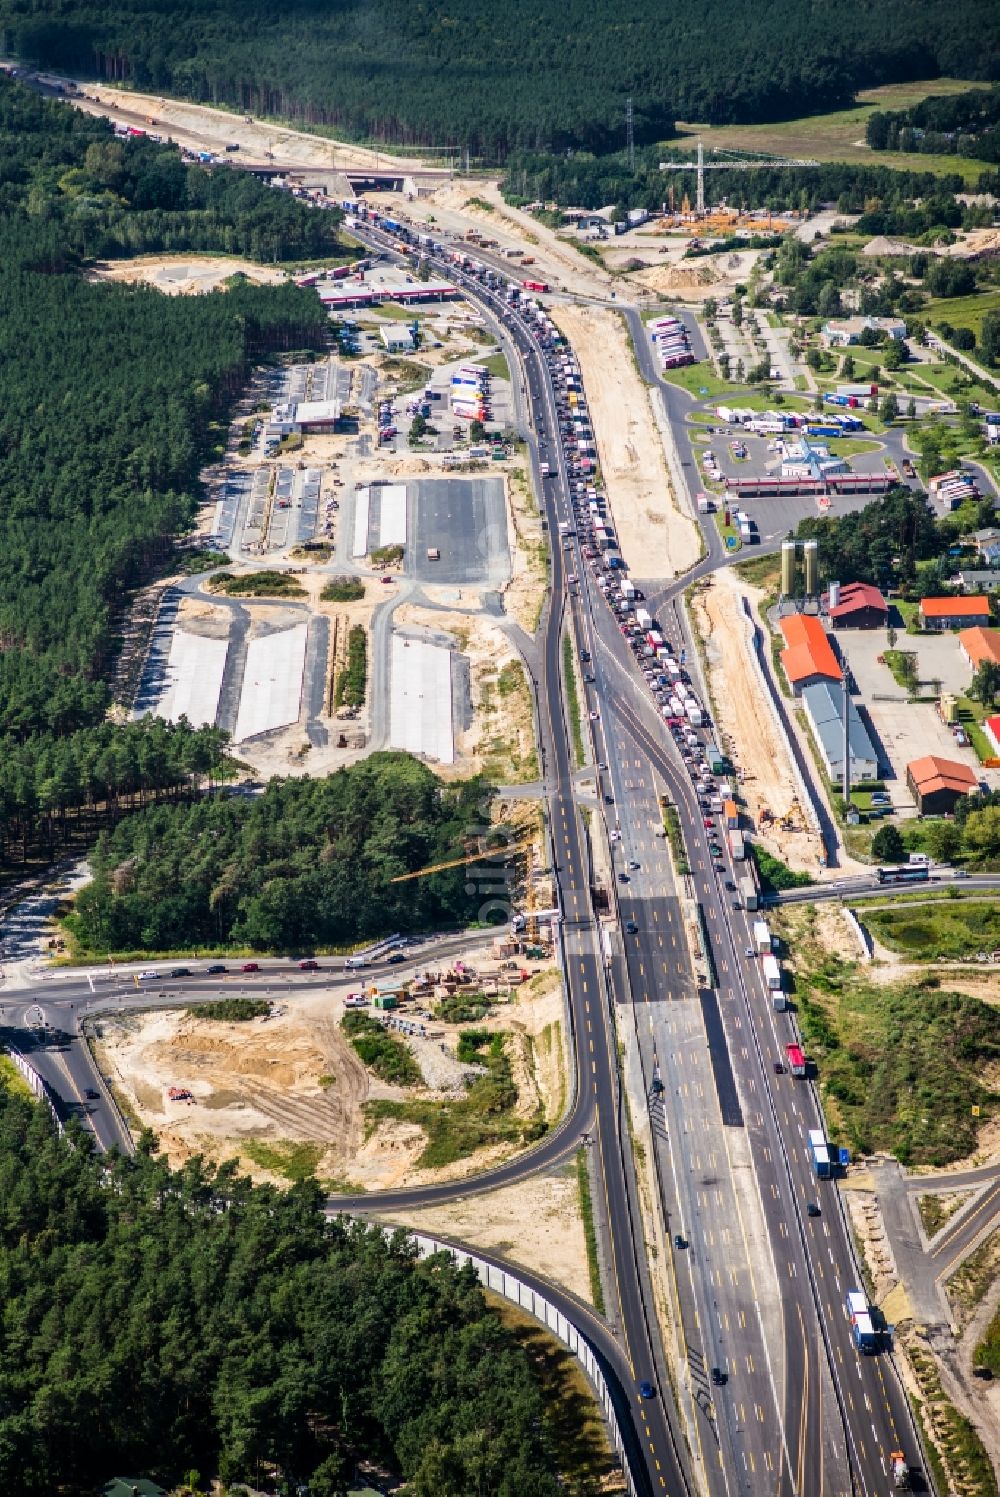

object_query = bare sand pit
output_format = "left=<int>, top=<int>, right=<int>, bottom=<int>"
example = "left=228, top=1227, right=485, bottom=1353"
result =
left=384, top=1163, right=592, bottom=1304
left=70, top=84, right=429, bottom=176
left=551, top=304, right=700, bottom=581
left=91, top=254, right=286, bottom=296
left=93, top=959, right=567, bottom=1192
left=631, top=250, right=761, bottom=300
left=690, top=569, right=826, bottom=873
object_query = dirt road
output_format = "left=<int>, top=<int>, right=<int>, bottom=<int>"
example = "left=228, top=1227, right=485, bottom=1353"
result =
left=551, top=303, right=701, bottom=580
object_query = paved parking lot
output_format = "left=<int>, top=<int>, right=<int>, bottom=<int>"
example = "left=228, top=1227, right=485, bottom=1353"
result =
left=409, top=477, right=510, bottom=584
left=844, top=627, right=985, bottom=805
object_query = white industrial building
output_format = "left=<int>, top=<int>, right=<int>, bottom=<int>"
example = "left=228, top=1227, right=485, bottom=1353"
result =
left=266, top=398, right=342, bottom=436
left=380, top=325, right=417, bottom=352
left=779, top=434, right=849, bottom=482
left=802, top=680, right=879, bottom=784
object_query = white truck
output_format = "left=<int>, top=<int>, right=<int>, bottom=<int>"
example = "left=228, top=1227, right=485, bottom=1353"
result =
left=753, top=919, right=772, bottom=954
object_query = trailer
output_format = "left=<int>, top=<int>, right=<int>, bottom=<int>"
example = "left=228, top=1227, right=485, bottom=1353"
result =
left=739, top=874, right=759, bottom=912
left=728, top=829, right=746, bottom=860
left=752, top=919, right=772, bottom=954
left=808, top=1128, right=833, bottom=1179
left=762, top=953, right=782, bottom=991
left=846, top=1290, right=877, bottom=1353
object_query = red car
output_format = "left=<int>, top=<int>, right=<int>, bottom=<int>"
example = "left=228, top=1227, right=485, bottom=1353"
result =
left=298, top=959, right=319, bottom=971
left=242, top=962, right=260, bottom=973
left=703, top=817, right=713, bottom=829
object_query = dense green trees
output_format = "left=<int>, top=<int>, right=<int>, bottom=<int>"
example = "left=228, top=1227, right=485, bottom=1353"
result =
left=2, top=0, right=998, bottom=157
left=70, top=754, right=508, bottom=952
left=795, top=488, right=939, bottom=590
left=0, top=1082, right=560, bottom=1493
left=0, top=77, right=333, bottom=855
left=867, top=86, right=1000, bottom=163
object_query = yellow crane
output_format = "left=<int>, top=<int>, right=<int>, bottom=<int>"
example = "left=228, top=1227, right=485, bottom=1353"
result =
left=390, top=839, right=534, bottom=883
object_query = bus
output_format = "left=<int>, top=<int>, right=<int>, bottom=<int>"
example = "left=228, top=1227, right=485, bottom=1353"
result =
left=876, top=865, right=929, bottom=886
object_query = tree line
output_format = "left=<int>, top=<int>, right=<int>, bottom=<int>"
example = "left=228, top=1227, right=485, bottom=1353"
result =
left=866, top=86, right=1000, bottom=164
left=0, top=1085, right=561, bottom=1494
left=69, top=754, right=509, bottom=953
left=1, top=0, right=997, bottom=158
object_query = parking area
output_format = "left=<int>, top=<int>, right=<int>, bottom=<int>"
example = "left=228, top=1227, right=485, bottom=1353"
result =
left=411, top=477, right=510, bottom=584
left=845, top=628, right=988, bottom=804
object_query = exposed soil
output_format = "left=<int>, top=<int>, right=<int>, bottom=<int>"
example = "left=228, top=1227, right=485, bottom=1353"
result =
left=550, top=303, right=700, bottom=581
left=383, top=1162, right=592, bottom=1304
left=90, top=254, right=286, bottom=295
left=690, top=569, right=828, bottom=873
left=94, top=956, right=566, bottom=1192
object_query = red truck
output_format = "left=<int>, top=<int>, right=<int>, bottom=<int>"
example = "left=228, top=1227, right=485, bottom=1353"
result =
left=522, top=279, right=549, bottom=293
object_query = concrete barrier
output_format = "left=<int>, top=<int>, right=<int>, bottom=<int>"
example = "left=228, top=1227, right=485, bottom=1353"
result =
left=5, top=1048, right=63, bottom=1136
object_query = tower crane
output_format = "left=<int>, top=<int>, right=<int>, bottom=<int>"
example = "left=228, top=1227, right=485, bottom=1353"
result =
left=659, top=139, right=820, bottom=214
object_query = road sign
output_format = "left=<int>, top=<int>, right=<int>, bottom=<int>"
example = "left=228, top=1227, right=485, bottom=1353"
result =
left=972, top=1105, right=981, bottom=1117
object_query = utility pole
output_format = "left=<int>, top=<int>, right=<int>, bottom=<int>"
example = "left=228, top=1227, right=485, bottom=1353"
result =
left=626, top=96, right=635, bottom=173
left=841, top=652, right=851, bottom=806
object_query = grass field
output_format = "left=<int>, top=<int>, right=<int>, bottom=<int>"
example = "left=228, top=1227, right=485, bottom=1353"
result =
left=670, top=79, right=988, bottom=184
left=921, top=288, right=1000, bottom=338
left=771, top=904, right=999, bottom=1165
left=864, top=900, right=1000, bottom=959
left=658, top=364, right=742, bottom=399
left=825, top=437, right=882, bottom=457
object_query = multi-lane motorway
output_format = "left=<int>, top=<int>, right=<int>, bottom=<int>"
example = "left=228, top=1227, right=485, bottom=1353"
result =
left=2, top=215, right=957, bottom=1497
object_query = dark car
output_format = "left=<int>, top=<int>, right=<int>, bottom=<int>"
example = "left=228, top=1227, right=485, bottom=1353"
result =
left=711, top=1367, right=726, bottom=1387
left=386, top=952, right=406, bottom=965
left=206, top=963, right=227, bottom=974
left=625, top=920, right=639, bottom=934
left=674, top=1233, right=686, bottom=1249
left=651, top=1077, right=665, bottom=1095
left=580, top=650, right=591, bottom=662
left=638, top=1381, right=656, bottom=1400
left=242, top=961, right=260, bottom=973
left=169, top=967, right=192, bottom=978
left=298, top=959, right=319, bottom=971
left=619, top=873, right=630, bottom=884
left=806, top=1202, right=821, bottom=1218
left=774, top=1060, right=784, bottom=1075
left=604, top=794, right=615, bottom=805
left=84, top=1088, right=100, bottom=1101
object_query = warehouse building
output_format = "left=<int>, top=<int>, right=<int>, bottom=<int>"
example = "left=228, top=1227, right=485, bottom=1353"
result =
left=779, top=614, right=843, bottom=694
left=906, top=755, right=978, bottom=815
left=821, top=315, right=907, bottom=347
left=380, top=325, right=417, bottom=352
left=802, top=680, right=879, bottom=784
left=920, top=595, right=992, bottom=630
left=824, top=581, right=888, bottom=630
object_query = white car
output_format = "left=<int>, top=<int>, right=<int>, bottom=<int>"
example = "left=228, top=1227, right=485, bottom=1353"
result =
left=138, top=969, right=159, bottom=980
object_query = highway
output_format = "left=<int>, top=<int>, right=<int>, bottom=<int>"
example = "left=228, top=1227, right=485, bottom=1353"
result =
left=2, top=215, right=942, bottom=1497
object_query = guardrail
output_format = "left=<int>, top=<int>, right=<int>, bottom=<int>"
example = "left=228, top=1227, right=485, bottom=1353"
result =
left=5, top=1047, right=63, bottom=1136
left=409, top=1232, right=639, bottom=1497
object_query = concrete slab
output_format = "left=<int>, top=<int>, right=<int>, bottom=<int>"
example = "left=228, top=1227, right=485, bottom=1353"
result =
left=378, top=484, right=408, bottom=547
left=140, top=627, right=229, bottom=728
left=352, top=487, right=370, bottom=557
left=389, top=633, right=454, bottom=763
left=408, top=477, right=510, bottom=584
left=234, top=623, right=308, bottom=742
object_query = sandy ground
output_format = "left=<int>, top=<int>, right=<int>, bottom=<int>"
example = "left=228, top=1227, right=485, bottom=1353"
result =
left=550, top=303, right=700, bottom=581
left=630, top=250, right=762, bottom=301
left=690, top=570, right=828, bottom=873
left=383, top=1162, right=592, bottom=1304
left=68, top=83, right=434, bottom=176
left=94, top=960, right=566, bottom=1191
left=392, top=603, right=536, bottom=781
left=91, top=254, right=286, bottom=295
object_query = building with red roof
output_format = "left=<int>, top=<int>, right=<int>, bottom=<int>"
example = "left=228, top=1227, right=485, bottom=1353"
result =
left=825, top=582, right=888, bottom=630
left=906, top=755, right=978, bottom=814
left=919, top=596, right=992, bottom=630
left=779, top=614, right=843, bottom=694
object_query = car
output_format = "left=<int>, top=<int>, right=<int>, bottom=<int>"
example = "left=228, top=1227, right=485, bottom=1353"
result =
left=598, top=761, right=608, bottom=771
left=724, top=880, right=736, bottom=892
left=381, top=575, right=393, bottom=584
left=625, top=920, right=639, bottom=934
left=745, top=947, right=754, bottom=959
left=732, top=899, right=741, bottom=911
left=580, top=650, right=591, bottom=662
left=584, top=673, right=596, bottom=684
left=169, top=967, right=192, bottom=978
left=673, top=1234, right=686, bottom=1250
left=589, top=710, right=599, bottom=721
left=638, top=1381, right=656, bottom=1400
left=604, top=794, right=614, bottom=805
left=206, top=963, right=227, bottom=974
left=711, top=1367, right=726, bottom=1387
left=806, top=1202, right=821, bottom=1218
left=84, top=1088, right=100, bottom=1101
left=774, top=1060, right=784, bottom=1074
left=298, top=959, right=319, bottom=970
left=651, top=1076, right=664, bottom=1095
left=703, top=817, right=713, bottom=829
left=619, top=873, right=630, bottom=884
left=628, top=860, right=640, bottom=870
left=955, top=869, right=969, bottom=879
left=138, top=969, right=159, bottom=980
left=242, top=961, right=260, bottom=973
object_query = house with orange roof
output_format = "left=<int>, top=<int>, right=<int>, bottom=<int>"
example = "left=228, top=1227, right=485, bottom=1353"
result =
left=906, top=755, right=978, bottom=815
left=919, top=596, right=991, bottom=631
left=779, top=614, right=843, bottom=695
left=959, top=625, right=1000, bottom=672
